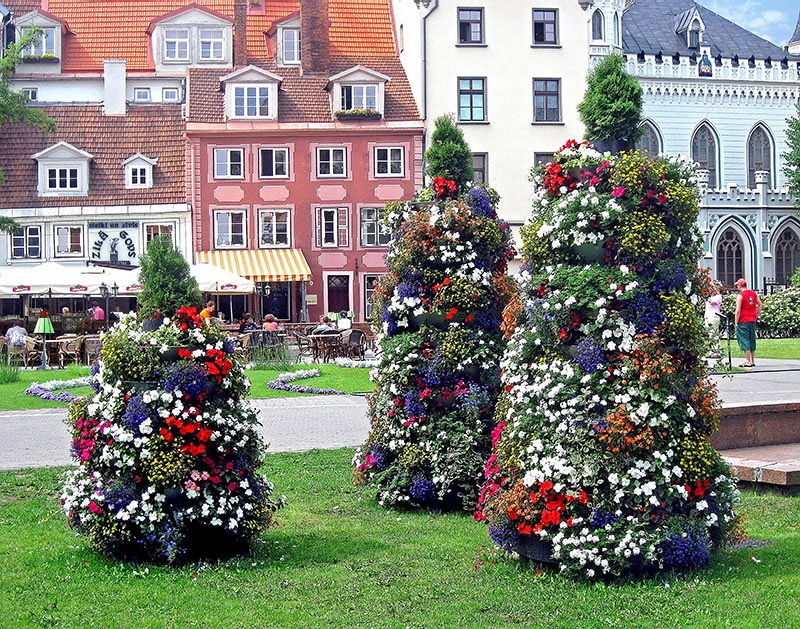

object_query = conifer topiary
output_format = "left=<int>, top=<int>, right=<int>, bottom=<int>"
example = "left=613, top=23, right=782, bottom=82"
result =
left=137, top=235, right=202, bottom=319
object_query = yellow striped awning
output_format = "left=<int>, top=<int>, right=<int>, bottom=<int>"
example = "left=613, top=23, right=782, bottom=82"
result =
left=196, top=249, right=312, bottom=282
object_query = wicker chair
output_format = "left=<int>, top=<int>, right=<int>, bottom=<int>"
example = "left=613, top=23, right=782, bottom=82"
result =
left=340, top=328, right=367, bottom=360
left=7, top=336, right=40, bottom=367
left=58, top=335, right=84, bottom=368
left=82, top=335, right=102, bottom=364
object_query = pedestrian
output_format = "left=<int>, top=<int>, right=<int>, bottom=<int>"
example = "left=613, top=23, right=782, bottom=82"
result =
left=703, top=282, right=723, bottom=359
left=734, top=278, right=762, bottom=368
left=199, top=300, right=216, bottom=321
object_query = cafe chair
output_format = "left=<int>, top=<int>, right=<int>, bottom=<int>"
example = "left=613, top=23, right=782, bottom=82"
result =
left=58, top=335, right=85, bottom=368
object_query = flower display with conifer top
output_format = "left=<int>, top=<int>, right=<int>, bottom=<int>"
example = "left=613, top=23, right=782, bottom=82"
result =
left=475, top=142, right=741, bottom=577
left=353, top=182, right=515, bottom=510
left=61, top=310, right=282, bottom=563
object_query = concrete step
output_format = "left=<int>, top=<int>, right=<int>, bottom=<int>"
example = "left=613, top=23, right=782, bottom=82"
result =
left=720, top=443, right=800, bottom=486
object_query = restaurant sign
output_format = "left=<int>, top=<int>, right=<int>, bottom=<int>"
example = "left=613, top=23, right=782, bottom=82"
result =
left=88, top=221, right=140, bottom=265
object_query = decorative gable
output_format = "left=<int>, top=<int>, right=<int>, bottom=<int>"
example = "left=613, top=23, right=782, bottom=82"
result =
left=674, top=8, right=705, bottom=49
left=328, top=66, right=390, bottom=120
left=220, top=65, right=283, bottom=120
left=149, top=6, right=233, bottom=72
left=15, top=10, right=70, bottom=73
left=31, top=141, right=93, bottom=197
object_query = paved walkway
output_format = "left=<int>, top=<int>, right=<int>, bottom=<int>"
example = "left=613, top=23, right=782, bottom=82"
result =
left=0, top=359, right=798, bottom=472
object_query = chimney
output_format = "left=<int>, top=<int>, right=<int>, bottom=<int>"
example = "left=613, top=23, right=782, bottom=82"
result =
left=233, top=0, right=248, bottom=67
left=300, top=0, right=330, bottom=74
left=103, top=59, right=127, bottom=116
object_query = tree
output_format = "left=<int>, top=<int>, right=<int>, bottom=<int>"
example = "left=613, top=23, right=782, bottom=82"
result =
left=578, top=53, right=643, bottom=147
left=782, top=103, right=800, bottom=208
left=137, top=236, right=202, bottom=319
left=424, top=114, right=474, bottom=192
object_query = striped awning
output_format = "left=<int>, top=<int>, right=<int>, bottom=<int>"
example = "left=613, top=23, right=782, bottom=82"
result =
left=196, top=249, right=312, bottom=282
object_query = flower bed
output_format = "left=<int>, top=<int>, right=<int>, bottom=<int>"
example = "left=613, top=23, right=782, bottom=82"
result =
left=354, top=184, right=515, bottom=511
left=61, top=310, right=283, bottom=564
left=475, top=142, right=740, bottom=578
left=266, top=369, right=348, bottom=395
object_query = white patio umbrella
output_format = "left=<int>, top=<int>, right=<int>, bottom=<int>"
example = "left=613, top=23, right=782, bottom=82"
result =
left=0, top=261, right=108, bottom=295
left=96, top=263, right=254, bottom=296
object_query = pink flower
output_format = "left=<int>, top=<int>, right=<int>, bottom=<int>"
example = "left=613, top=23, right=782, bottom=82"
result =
left=611, top=187, right=626, bottom=197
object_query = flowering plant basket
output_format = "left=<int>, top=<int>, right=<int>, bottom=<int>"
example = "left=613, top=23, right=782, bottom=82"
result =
left=61, top=309, right=282, bottom=564
left=353, top=183, right=515, bottom=511
left=334, top=108, right=382, bottom=120
left=475, top=143, right=740, bottom=578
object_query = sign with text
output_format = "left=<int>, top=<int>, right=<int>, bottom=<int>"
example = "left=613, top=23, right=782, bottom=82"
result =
left=88, top=222, right=140, bottom=265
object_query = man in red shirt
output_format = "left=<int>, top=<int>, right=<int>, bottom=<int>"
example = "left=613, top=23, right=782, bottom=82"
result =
left=734, top=278, right=763, bottom=368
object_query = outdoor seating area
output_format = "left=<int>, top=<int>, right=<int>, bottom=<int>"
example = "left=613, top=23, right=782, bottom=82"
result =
left=1, top=333, right=104, bottom=368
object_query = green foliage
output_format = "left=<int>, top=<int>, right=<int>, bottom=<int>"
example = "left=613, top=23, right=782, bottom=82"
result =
left=0, top=361, right=21, bottom=384
left=793, top=266, right=800, bottom=287
left=136, top=236, right=202, bottom=319
left=782, top=103, right=800, bottom=208
left=424, top=114, right=474, bottom=190
left=0, top=29, right=57, bottom=186
left=722, top=287, right=800, bottom=338
left=578, top=54, right=643, bottom=143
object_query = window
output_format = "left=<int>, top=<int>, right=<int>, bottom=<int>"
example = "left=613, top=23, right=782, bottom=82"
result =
left=374, top=147, right=404, bottom=177
left=124, top=153, right=156, bottom=189
left=316, top=207, right=349, bottom=247
left=215, top=210, right=246, bottom=248
left=47, top=167, right=79, bottom=191
left=458, top=77, right=486, bottom=122
left=534, top=152, right=555, bottom=168
left=162, top=87, right=180, bottom=102
left=747, top=126, right=772, bottom=188
left=716, top=227, right=743, bottom=288
left=259, top=148, right=289, bottom=178
left=534, top=79, right=560, bottom=122
left=688, top=20, right=701, bottom=48
left=233, top=85, right=271, bottom=118
left=364, top=274, right=380, bottom=319
left=145, top=224, right=173, bottom=244
left=458, top=8, right=483, bottom=44
left=637, top=122, right=661, bottom=157
left=472, top=153, right=487, bottom=185
left=259, top=209, right=290, bottom=247
left=613, top=13, right=621, bottom=46
left=199, top=28, right=224, bottom=60
left=326, top=274, right=350, bottom=314
left=164, top=28, right=189, bottom=61
left=532, top=9, right=558, bottom=45
left=280, top=27, right=301, bottom=64
left=134, top=88, right=151, bottom=102
left=11, top=225, right=41, bottom=259
left=129, top=167, right=148, bottom=186
left=341, top=84, right=378, bottom=111
left=360, top=208, right=390, bottom=247
left=775, top=228, right=800, bottom=286
left=591, top=10, right=604, bottom=40
left=214, top=148, right=244, bottom=178
left=22, top=27, right=56, bottom=57
left=317, top=148, right=347, bottom=177
left=55, top=226, right=83, bottom=257
left=691, top=124, right=717, bottom=188
left=22, top=88, right=38, bottom=101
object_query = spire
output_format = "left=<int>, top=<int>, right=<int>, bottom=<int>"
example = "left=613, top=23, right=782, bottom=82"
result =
left=789, top=9, right=800, bottom=54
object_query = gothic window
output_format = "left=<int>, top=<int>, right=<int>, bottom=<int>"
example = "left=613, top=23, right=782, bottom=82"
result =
left=747, top=125, right=772, bottom=188
left=775, top=228, right=800, bottom=286
left=692, top=124, right=717, bottom=188
left=637, top=122, right=660, bottom=156
left=591, top=10, right=604, bottom=41
left=716, top=227, right=743, bottom=288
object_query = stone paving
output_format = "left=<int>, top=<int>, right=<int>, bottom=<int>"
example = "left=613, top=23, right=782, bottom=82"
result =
left=0, top=359, right=798, bottom=476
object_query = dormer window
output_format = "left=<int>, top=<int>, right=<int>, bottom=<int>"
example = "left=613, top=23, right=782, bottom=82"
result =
left=220, top=66, right=282, bottom=120
left=164, top=28, right=190, bottom=61
left=688, top=20, right=701, bottom=48
left=675, top=9, right=705, bottom=51
left=329, top=66, right=389, bottom=119
left=276, top=17, right=301, bottom=65
left=123, top=153, right=157, bottom=189
left=151, top=7, right=232, bottom=70
left=32, top=141, right=92, bottom=197
left=22, top=26, right=56, bottom=56
left=16, top=10, right=66, bottom=68
left=200, top=28, right=225, bottom=60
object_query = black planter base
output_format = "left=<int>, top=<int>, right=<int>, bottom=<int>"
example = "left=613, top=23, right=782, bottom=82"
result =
left=517, top=535, right=558, bottom=564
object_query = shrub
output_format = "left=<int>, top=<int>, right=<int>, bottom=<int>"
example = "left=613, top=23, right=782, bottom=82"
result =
left=578, top=54, right=643, bottom=144
left=137, top=236, right=202, bottom=319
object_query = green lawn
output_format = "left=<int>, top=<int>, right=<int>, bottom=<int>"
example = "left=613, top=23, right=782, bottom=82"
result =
left=0, top=451, right=798, bottom=628
left=753, top=337, right=800, bottom=360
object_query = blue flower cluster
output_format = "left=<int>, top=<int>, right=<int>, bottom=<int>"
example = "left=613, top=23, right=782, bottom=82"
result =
left=659, top=523, right=711, bottom=569
left=465, top=186, right=497, bottom=219
left=625, top=292, right=665, bottom=335
left=652, top=263, right=687, bottom=294
left=156, top=362, right=210, bottom=398
left=572, top=338, right=606, bottom=372
left=121, top=394, right=152, bottom=432
left=408, top=473, right=437, bottom=503
left=105, top=483, right=135, bottom=514
left=589, top=509, right=618, bottom=527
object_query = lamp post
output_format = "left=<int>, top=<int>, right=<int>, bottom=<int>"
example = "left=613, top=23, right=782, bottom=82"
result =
left=100, top=283, right=109, bottom=331
left=256, top=282, right=271, bottom=322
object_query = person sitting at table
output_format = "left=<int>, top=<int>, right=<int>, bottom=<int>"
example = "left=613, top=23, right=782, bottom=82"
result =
left=262, top=313, right=282, bottom=330
left=336, top=310, right=352, bottom=330
left=199, top=301, right=216, bottom=321
left=312, top=315, right=334, bottom=334
left=239, top=312, right=259, bottom=334
left=4, top=323, right=29, bottom=351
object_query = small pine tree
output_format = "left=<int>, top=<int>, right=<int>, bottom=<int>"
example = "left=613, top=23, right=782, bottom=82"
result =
left=137, top=236, right=202, bottom=318
left=424, top=114, right=474, bottom=191
left=782, top=103, right=800, bottom=208
left=578, top=54, right=643, bottom=144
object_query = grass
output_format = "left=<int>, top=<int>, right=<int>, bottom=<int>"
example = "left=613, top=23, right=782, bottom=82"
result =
left=752, top=337, right=800, bottom=360
left=0, top=451, right=798, bottom=628
left=0, top=364, right=92, bottom=410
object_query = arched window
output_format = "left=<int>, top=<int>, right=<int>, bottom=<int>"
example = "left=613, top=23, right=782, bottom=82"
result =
left=613, top=13, right=620, bottom=46
left=775, top=227, right=800, bottom=285
left=637, top=122, right=660, bottom=156
left=716, top=227, right=744, bottom=288
left=688, top=20, right=701, bottom=48
left=591, top=10, right=604, bottom=41
left=747, top=125, right=772, bottom=188
left=692, top=124, right=717, bottom=188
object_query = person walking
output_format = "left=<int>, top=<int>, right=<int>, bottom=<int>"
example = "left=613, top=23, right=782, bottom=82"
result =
left=734, top=278, right=762, bottom=368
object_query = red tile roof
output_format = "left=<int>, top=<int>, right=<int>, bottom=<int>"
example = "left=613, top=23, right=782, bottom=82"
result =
left=0, top=105, right=186, bottom=208
left=187, top=56, right=418, bottom=123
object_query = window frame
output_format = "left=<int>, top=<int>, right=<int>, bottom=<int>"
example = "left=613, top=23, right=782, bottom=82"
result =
left=340, top=84, right=378, bottom=111
left=233, top=84, right=272, bottom=119
left=258, top=208, right=291, bottom=248
left=316, top=147, right=347, bottom=178
left=360, top=207, right=390, bottom=247
left=691, top=124, right=718, bottom=188
left=458, top=76, right=487, bottom=122
left=374, top=146, right=405, bottom=178
left=457, top=8, right=484, bottom=45
left=315, top=207, right=350, bottom=248
left=213, top=148, right=245, bottom=179
left=363, top=274, right=380, bottom=320
left=162, top=87, right=180, bottom=102
left=22, top=87, right=38, bottom=101
left=144, top=223, right=174, bottom=245
left=591, top=10, right=604, bottom=41
left=258, top=147, right=290, bottom=179
left=133, top=87, right=151, bottom=102
left=11, top=225, right=42, bottom=260
left=279, top=26, right=301, bottom=65
left=199, top=27, right=225, bottom=61
left=214, top=209, right=247, bottom=249
left=533, top=78, right=561, bottom=123
left=46, top=166, right=80, bottom=192
left=472, top=153, right=487, bottom=185
left=747, top=125, right=772, bottom=188
left=54, top=225, right=84, bottom=258
left=164, top=27, right=190, bottom=62
left=22, top=26, right=56, bottom=57
left=532, top=9, right=558, bottom=46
